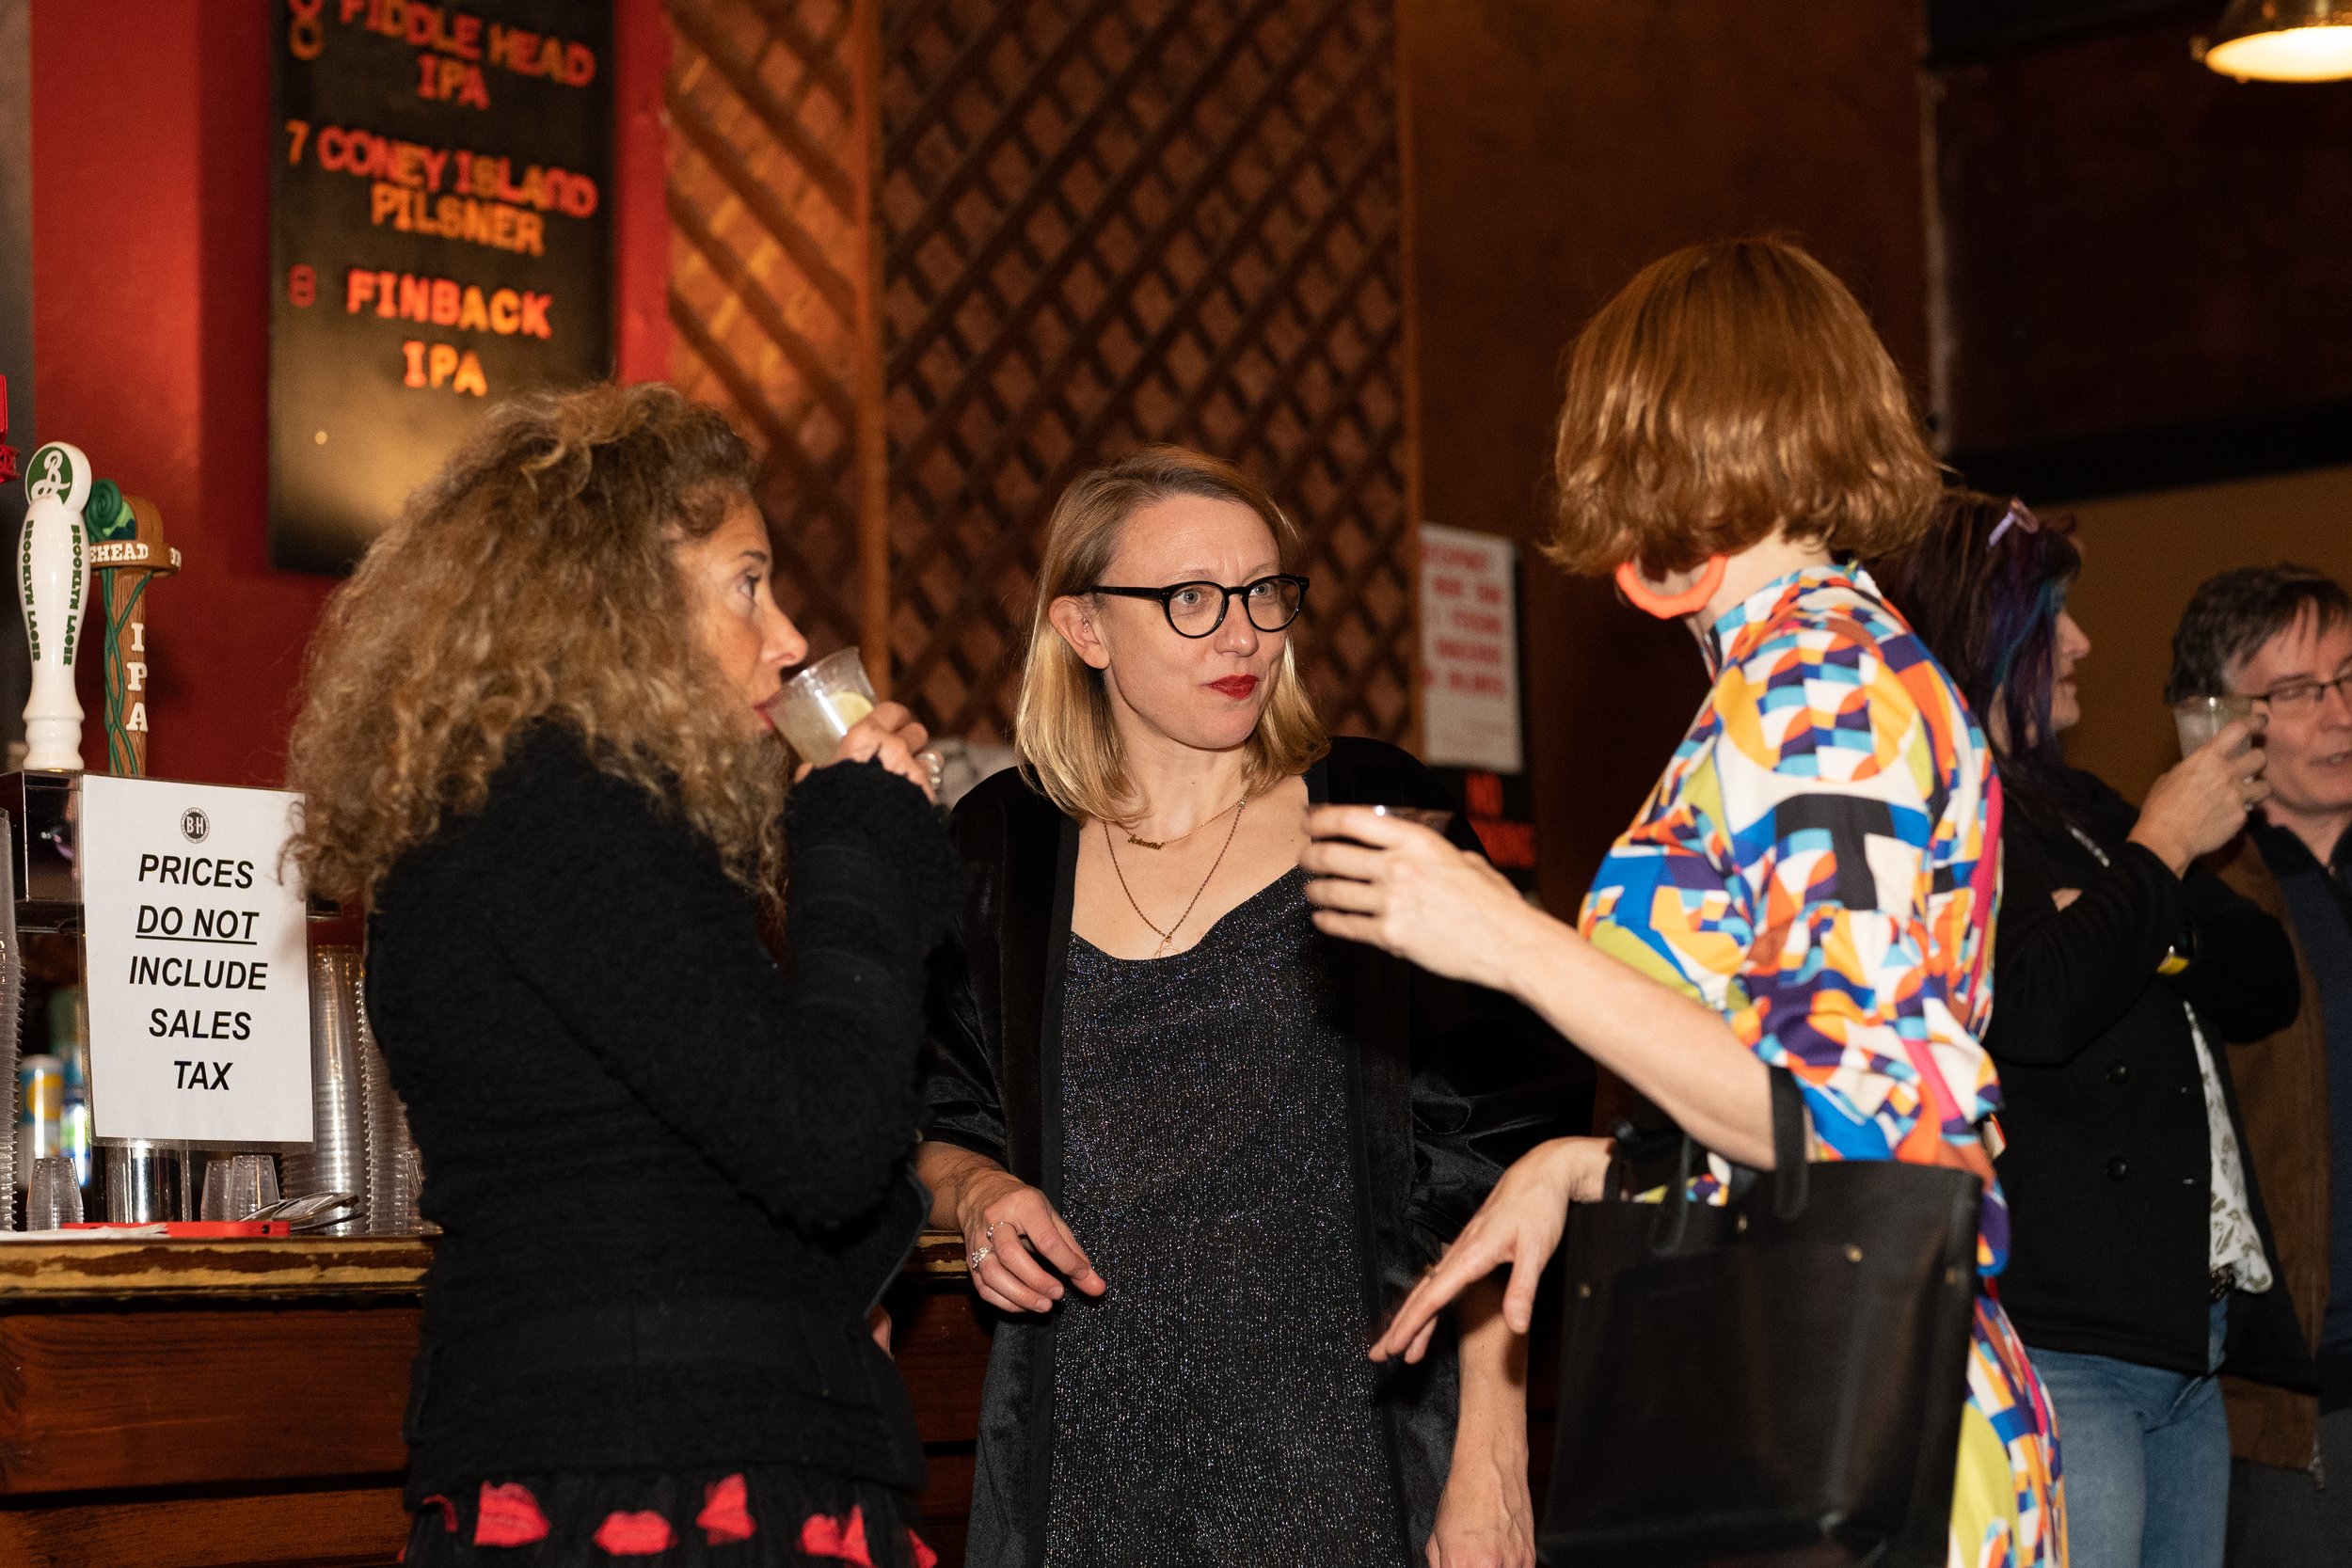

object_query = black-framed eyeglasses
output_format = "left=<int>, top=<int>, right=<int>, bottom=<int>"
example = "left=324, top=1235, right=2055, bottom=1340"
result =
left=2253, top=667, right=2352, bottom=715
left=1089, top=574, right=1310, bottom=638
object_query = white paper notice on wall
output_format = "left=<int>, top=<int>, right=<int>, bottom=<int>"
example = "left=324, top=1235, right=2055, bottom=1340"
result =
left=1420, top=523, right=1523, bottom=773
left=79, top=775, right=313, bottom=1144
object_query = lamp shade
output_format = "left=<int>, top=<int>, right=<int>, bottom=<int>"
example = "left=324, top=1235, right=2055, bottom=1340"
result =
left=2199, top=0, right=2352, bottom=80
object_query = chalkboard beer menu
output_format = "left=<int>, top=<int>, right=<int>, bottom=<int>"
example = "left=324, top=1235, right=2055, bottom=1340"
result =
left=270, top=0, right=614, bottom=573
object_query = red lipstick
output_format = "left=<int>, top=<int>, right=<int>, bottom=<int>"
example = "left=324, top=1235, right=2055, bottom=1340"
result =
left=1209, top=674, right=1259, bottom=699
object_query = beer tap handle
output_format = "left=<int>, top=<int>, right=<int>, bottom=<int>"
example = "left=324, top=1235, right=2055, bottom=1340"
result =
left=19, top=441, right=92, bottom=772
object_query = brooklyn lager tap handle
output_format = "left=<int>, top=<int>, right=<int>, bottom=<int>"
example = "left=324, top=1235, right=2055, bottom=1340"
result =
left=18, top=442, right=91, bottom=772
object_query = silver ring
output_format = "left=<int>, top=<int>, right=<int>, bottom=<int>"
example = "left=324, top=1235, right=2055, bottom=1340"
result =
left=967, top=1245, right=992, bottom=1271
left=984, top=1219, right=1007, bottom=1244
left=918, top=749, right=945, bottom=789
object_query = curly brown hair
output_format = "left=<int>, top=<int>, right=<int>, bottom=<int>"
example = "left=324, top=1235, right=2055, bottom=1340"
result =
left=1546, top=237, right=1941, bottom=579
left=286, top=383, right=781, bottom=909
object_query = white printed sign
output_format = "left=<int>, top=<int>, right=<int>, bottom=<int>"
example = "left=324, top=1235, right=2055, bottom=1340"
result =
left=1420, top=524, right=1523, bottom=773
left=80, top=776, right=312, bottom=1144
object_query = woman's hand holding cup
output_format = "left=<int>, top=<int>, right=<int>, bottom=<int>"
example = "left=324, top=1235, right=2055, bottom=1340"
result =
left=797, top=701, right=938, bottom=801
left=1299, top=804, right=1536, bottom=992
left=2129, top=715, right=2269, bottom=874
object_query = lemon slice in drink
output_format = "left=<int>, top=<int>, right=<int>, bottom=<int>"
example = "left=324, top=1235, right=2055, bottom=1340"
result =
left=824, top=692, right=874, bottom=729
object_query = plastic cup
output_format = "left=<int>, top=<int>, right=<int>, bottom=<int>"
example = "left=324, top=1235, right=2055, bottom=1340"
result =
left=2171, top=695, right=2261, bottom=756
left=25, top=1154, right=82, bottom=1229
left=768, top=649, right=879, bottom=766
left=199, top=1153, right=280, bottom=1223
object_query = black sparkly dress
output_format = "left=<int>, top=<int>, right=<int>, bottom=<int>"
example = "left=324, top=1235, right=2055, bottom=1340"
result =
left=1042, top=867, right=1406, bottom=1567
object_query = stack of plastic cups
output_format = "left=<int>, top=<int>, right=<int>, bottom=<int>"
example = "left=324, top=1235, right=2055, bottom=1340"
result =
left=0, top=845, right=21, bottom=1225
left=355, top=969, right=424, bottom=1235
left=48, top=989, right=91, bottom=1208
left=280, top=947, right=369, bottom=1236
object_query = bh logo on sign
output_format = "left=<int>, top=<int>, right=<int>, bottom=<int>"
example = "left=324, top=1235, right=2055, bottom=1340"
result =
left=180, top=808, right=210, bottom=844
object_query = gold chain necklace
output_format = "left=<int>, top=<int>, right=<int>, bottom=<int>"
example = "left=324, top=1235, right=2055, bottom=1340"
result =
left=1104, top=794, right=1248, bottom=958
left=1121, top=792, right=1245, bottom=850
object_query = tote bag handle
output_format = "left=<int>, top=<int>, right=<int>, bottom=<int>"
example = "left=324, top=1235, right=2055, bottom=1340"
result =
left=1648, top=1067, right=1813, bottom=1253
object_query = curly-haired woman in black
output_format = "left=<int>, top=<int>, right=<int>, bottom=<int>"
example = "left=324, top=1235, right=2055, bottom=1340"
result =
left=289, top=383, right=957, bottom=1567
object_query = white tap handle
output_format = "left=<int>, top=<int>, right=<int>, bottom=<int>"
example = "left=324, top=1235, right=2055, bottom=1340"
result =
left=19, top=441, right=90, bottom=771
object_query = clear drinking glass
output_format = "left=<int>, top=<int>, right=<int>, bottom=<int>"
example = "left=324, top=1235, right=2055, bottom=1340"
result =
left=1311, top=803, right=1457, bottom=847
left=105, top=1140, right=190, bottom=1223
left=25, top=1154, right=82, bottom=1229
left=768, top=648, right=879, bottom=766
left=1369, top=804, right=1456, bottom=834
left=2171, top=694, right=2262, bottom=755
left=199, top=1153, right=281, bottom=1223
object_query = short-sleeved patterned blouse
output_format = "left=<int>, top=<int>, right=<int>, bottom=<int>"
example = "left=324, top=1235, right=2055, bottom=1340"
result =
left=1579, top=564, right=2063, bottom=1568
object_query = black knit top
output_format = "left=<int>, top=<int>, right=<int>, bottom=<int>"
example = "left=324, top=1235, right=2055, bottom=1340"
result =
left=366, top=726, right=959, bottom=1502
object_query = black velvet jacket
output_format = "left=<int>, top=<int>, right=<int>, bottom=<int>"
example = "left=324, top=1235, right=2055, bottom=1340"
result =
left=1987, top=768, right=2307, bottom=1380
left=923, top=737, right=1589, bottom=1568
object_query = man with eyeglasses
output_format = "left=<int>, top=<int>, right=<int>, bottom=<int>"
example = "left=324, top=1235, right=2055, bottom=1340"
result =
left=2169, top=564, right=2352, bottom=1564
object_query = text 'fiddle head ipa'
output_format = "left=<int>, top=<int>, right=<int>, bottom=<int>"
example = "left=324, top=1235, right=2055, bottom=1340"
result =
left=269, top=1, right=616, bottom=573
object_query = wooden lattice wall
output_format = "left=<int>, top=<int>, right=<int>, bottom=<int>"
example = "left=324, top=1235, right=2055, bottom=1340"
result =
left=668, top=0, right=877, bottom=657
left=668, top=0, right=1414, bottom=745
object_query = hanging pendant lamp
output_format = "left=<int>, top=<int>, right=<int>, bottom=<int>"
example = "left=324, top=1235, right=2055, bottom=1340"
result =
left=2198, top=0, right=2352, bottom=80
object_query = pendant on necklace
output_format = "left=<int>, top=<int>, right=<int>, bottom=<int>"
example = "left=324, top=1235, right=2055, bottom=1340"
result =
left=1125, top=833, right=1167, bottom=850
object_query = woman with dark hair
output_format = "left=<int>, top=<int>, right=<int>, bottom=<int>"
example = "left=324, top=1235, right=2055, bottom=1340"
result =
left=291, top=383, right=958, bottom=1566
left=1872, top=491, right=2303, bottom=1568
left=1304, top=240, right=2062, bottom=1567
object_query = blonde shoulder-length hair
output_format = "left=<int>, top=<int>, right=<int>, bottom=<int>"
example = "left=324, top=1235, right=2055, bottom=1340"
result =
left=1014, top=447, right=1328, bottom=824
left=287, top=382, right=787, bottom=910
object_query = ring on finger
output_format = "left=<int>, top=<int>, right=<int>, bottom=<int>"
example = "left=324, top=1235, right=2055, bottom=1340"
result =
left=968, top=1245, right=992, bottom=1271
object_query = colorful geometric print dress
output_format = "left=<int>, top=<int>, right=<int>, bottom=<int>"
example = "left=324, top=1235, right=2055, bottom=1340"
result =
left=1578, top=563, right=2066, bottom=1568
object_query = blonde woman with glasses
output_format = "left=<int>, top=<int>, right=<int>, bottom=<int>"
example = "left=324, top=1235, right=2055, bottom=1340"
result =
left=919, top=447, right=1584, bottom=1568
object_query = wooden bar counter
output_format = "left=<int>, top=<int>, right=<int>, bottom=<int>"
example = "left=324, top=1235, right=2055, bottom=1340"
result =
left=0, top=1232, right=993, bottom=1568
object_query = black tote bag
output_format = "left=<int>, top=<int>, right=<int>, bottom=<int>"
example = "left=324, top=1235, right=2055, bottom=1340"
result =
left=1537, top=1069, right=1983, bottom=1568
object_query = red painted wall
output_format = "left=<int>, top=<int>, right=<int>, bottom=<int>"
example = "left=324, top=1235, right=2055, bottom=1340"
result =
left=29, top=0, right=669, bottom=788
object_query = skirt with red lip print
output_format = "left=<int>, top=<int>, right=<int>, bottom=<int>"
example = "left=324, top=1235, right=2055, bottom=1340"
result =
left=400, top=1465, right=937, bottom=1568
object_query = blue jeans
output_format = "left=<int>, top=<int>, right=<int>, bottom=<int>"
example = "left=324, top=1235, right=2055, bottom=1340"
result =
left=2028, top=1299, right=2231, bottom=1568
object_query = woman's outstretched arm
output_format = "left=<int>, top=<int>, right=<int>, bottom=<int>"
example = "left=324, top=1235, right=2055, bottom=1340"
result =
left=1302, top=816, right=1774, bottom=1166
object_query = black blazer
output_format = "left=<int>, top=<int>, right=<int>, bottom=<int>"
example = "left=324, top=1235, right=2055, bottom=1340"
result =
left=1987, top=768, right=2307, bottom=1379
left=924, top=736, right=1589, bottom=1567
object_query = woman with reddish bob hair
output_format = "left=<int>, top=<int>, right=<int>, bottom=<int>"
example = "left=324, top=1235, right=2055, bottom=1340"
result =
left=1302, top=237, right=2066, bottom=1567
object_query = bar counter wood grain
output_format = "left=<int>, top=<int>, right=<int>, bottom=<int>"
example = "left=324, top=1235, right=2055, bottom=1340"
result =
left=0, top=1232, right=992, bottom=1568
left=0, top=1236, right=435, bottom=1300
